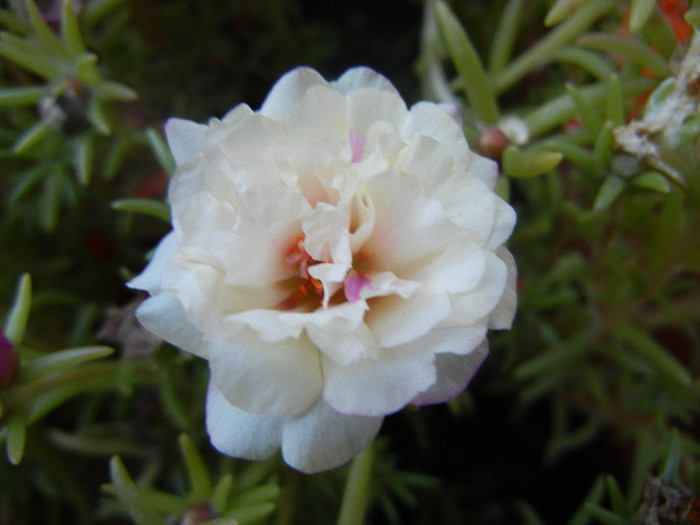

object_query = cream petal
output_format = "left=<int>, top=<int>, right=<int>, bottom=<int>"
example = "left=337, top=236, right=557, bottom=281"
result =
left=448, top=253, right=509, bottom=326
left=410, top=341, right=489, bottom=406
left=432, top=176, right=512, bottom=250
left=409, top=241, right=486, bottom=294
left=134, top=291, right=208, bottom=358
left=356, top=271, right=421, bottom=301
left=307, top=262, right=351, bottom=308
left=127, top=232, right=178, bottom=293
left=349, top=193, right=375, bottom=252
left=224, top=309, right=306, bottom=343
left=281, top=399, right=383, bottom=474
left=206, top=382, right=283, bottom=461
left=333, top=66, right=399, bottom=96
left=346, top=89, right=408, bottom=137
left=276, top=84, right=349, bottom=144
left=467, top=151, right=500, bottom=189
left=302, top=204, right=352, bottom=263
left=165, top=118, right=207, bottom=167
left=409, top=323, right=487, bottom=356
left=209, top=328, right=322, bottom=417
left=365, top=290, right=451, bottom=348
left=486, top=197, right=517, bottom=250
left=401, top=102, right=471, bottom=170
left=322, top=343, right=437, bottom=416
left=399, top=135, right=455, bottom=188
left=176, top=186, right=311, bottom=287
left=304, top=302, right=380, bottom=365
left=363, top=172, right=467, bottom=275
left=259, top=67, right=328, bottom=120
left=488, top=247, right=518, bottom=329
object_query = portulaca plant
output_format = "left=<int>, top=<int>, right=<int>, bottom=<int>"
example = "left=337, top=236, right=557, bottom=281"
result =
left=128, top=66, right=517, bottom=473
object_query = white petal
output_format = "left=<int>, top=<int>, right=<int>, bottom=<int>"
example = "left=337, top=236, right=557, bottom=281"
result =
left=322, top=344, right=437, bottom=416
left=165, top=118, right=208, bottom=167
left=468, top=152, right=499, bottom=188
left=281, top=399, right=383, bottom=473
left=208, top=328, right=322, bottom=417
left=408, top=322, right=487, bottom=356
left=166, top=253, right=284, bottom=338
left=363, top=172, right=466, bottom=274
left=302, top=204, right=352, bottom=264
left=486, top=196, right=517, bottom=250
left=346, top=89, right=408, bottom=137
left=225, top=309, right=306, bottom=343
left=175, top=185, right=312, bottom=288
left=366, top=290, right=450, bottom=348
left=410, top=341, right=489, bottom=406
left=206, top=382, right=283, bottom=461
left=260, top=67, right=327, bottom=120
left=307, top=262, right=350, bottom=308
left=357, top=271, right=421, bottom=301
left=488, top=247, right=518, bottom=329
left=409, top=241, right=486, bottom=294
left=304, top=302, right=380, bottom=365
left=333, top=66, right=399, bottom=96
left=399, top=135, right=455, bottom=187
left=134, top=290, right=209, bottom=358
left=431, top=176, right=496, bottom=243
left=275, top=84, right=349, bottom=146
left=448, top=253, right=508, bottom=326
left=401, top=102, right=471, bottom=171
left=127, top=233, right=178, bottom=293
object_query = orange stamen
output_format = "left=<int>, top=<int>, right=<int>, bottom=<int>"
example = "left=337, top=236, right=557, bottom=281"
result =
left=278, top=235, right=325, bottom=310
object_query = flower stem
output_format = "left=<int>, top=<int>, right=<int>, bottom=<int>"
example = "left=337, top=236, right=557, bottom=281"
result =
left=493, top=0, right=613, bottom=94
left=335, top=441, right=375, bottom=525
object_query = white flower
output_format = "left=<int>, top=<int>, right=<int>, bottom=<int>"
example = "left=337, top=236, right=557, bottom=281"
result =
left=128, top=66, right=517, bottom=473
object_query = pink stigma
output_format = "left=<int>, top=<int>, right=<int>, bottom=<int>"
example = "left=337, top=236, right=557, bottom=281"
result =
left=344, top=271, right=373, bottom=302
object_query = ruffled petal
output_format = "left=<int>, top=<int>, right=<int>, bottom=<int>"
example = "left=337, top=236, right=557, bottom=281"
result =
left=410, top=341, right=489, bottom=406
left=365, top=289, right=450, bottom=348
left=165, top=118, right=208, bottom=167
left=322, top=343, right=437, bottom=416
left=409, top=240, right=486, bottom=294
left=488, top=247, right=518, bottom=329
left=486, top=196, right=517, bottom=250
left=134, top=291, right=208, bottom=358
left=304, top=302, right=380, bottom=365
left=401, top=101, right=471, bottom=172
left=206, top=382, right=283, bottom=461
left=346, top=89, right=408, bottom=137
left=209, top=328, right=322, bottom=417
left=260, top=67, right=327, bottom=120
left=362, top=172, right=467, bottom=275
left=333, top=66, right=399, bottom=96
left=281, top=399, right=383, bottom=473
left=127, top=233, right=178, bottom=293
left=447, top=252, right=509, bottom=327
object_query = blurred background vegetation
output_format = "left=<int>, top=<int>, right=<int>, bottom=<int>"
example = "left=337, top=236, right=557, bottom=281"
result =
left=1, top=0, right=700, bottom=524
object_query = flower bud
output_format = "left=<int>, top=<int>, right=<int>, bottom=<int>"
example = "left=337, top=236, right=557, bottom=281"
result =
left=179, top=503, right=217, bottom=525
left=477, top=127, right=510, bottom=160
left=0, top=332, right=18, bottom=390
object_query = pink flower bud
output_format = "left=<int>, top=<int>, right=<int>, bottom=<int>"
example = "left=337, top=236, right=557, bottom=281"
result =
left=0, top=332, right=18, bottom=390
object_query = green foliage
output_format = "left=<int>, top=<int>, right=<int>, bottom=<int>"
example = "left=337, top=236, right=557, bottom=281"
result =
left=106, top=436, right=280, bottom=524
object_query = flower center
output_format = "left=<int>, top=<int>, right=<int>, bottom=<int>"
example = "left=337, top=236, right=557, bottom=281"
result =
left=277, top=235, right=324, bottom=311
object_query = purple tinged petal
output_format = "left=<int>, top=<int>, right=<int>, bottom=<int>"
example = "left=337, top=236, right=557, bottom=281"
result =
left=410, top=342, right=489, bottom=406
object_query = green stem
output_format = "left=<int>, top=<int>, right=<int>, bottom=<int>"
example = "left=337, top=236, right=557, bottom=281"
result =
left=523, top=77, right=656, bottom=137
left=488, top=0, right=524, bottom=75
left=493, top=0, right=613, bottom=94
left=335, top=441, right=376, bottom=525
